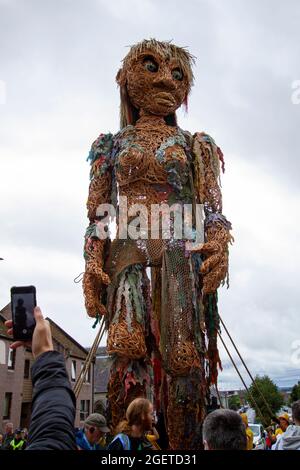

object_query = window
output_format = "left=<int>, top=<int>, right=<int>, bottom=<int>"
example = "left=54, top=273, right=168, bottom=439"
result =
left=71, top=360, right=76, bottom=381
left=0, top=340, right=5, bottom=365
left=24, top=359, right=30, bottom=379
left=85, top=366, right=91, bottom=384
left=3, top=392, right=12, bottom=419
left=81, top=362, right=90, bottom=383
left=7, top=349, right=16, bottom=370
left=80, top=400, right=90, bottom=421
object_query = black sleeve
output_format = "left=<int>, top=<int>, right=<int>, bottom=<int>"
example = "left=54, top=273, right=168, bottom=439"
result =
left=107, top=438, right=124, bottom=451
left=2, top=437, right=13, bottom=450
left=26, top=350, right=76, bottom=450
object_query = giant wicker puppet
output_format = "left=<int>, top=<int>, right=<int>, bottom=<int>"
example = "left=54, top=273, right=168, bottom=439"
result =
left=83, top=39, right=233, bottom=449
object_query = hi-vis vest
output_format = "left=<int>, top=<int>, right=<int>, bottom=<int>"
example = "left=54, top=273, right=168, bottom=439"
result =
left=10, top=438, right=25, bottom=450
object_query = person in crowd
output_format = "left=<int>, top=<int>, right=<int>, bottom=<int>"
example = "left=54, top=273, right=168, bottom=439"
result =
left=2, top=422, right=14, bottom=450
left=240, top=413, right=254, bottom=450
left=5, top=306, right=77, bottom=450
left=273, top=401, right=300, bottom=450
left=2, top=423, right=15, bottom=450
left=275, top=412, right=290, bottom=438
left=76, top=413, right=110, bottom=450
left=265, top=426, right=276, bottom=450
left=108, top=398, right=157, bottom=450
left=9, top=428, right=26, bottom=450
left=207, top=396, right=220, bottom=414
left=202, top=409, right=247, bottom=450
left=0, top=433, right=4, bottom=450
left=21, top=428, right=28, bottom=442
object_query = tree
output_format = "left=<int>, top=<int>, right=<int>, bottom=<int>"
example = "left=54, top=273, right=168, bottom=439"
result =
left=290, top=381, right=300, bottom=405
left=228, top=394, right=241, bottom=411
left=246, top=375, right=284, bottom=427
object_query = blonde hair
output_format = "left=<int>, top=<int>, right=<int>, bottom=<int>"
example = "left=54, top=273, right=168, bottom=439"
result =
left=116, top=38, right=195, bottom=129
left=115, top=397, right=152, bottom=436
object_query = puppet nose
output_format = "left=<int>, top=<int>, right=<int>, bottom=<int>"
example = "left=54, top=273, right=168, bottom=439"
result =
left=153, top=73, right=176, bottom=90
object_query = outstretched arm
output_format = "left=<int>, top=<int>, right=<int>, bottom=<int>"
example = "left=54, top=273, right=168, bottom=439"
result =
left=83, top=133, right=114, bottom=317
left=192, top=132, right=233, bottom=294
left=6, top=308, right=76, bottom=450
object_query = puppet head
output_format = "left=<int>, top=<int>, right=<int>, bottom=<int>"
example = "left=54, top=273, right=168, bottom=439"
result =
left=116, top=39, right=195, bottom=128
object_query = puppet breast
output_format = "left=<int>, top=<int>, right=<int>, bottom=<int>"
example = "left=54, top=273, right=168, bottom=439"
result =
left=114, top=129, right=190, bottom=188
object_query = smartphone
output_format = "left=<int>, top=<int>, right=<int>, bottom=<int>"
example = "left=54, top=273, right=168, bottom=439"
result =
left=11, top=285, right=37, bottom=341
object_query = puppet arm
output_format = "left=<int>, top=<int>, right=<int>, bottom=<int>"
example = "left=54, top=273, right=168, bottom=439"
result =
left=83, top=133, right=114, bottom=317
left=192, top=132, right=233, bottom=295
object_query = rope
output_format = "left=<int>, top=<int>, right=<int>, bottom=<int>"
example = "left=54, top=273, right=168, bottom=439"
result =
left=218, top=331, right=266, bottom=425
left=74, top=317, right=106, bottom=398
left=73, top=272, right=84, bottom=283
left=74, top=318, right=105, bottom=398
left=214, top=384, right=223, bottom=409
left=219, top=315, right=276, bottom=420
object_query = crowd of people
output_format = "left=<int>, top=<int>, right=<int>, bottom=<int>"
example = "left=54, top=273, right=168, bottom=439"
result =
left=0, top=424, right=27, bottom=450
left=2, top=306, right=300, bottom=451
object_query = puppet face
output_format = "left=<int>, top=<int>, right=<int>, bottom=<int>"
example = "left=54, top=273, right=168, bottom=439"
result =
left=125, top=50, right=189, bottom=116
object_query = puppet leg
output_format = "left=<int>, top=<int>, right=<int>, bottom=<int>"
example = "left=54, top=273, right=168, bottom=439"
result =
left=106, top=263, right=153, bottom=428
left=160, top=246, right=207, bottom=450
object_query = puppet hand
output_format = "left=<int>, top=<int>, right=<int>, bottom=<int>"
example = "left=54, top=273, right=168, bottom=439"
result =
left=201, top=253, right=228, bottom=294
left=197, top=222, right=233, bottom=293
left=83, top=272, right=108, bottom=317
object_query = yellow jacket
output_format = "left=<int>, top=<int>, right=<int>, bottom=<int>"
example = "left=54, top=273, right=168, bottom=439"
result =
left=246, top=427, right=254, bottom=450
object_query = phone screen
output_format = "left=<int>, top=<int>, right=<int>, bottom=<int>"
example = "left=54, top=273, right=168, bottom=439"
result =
left=11, top=286, right=36, bottom=341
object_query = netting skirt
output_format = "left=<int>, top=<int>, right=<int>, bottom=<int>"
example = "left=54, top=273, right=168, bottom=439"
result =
left=105, top=238, right=207, bottom=449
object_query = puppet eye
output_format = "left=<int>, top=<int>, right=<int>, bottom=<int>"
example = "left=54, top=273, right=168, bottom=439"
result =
left=143, top=57, right=158, bottom=73
left=172, top=68, right=183, bottom=81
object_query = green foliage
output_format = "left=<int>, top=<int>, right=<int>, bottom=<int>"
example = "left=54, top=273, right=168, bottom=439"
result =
left=246, top=375, right=284, bottom=427
left=228, top=394, right=241, bottom=411
left=290, top=382, right=300, bottom=405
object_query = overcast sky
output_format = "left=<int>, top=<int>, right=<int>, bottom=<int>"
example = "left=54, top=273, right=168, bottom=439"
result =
left=1, top=0, right=300, bottom=390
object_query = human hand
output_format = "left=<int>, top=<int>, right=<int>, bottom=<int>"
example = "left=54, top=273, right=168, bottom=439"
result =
left=5, top=306, right=54, bottom=359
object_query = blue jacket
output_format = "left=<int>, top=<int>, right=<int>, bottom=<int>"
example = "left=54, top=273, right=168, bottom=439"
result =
left=76, top=429, right=104, bottom=450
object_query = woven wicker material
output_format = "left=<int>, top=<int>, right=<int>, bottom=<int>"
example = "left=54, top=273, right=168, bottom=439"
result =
left=167, top=370, right=206, bottom=450
left=107, top=356, right=152, bottom=428
left=82, top=40, right=233, bottom=449
left=116, top=39, right=194, bottom=129
left=82, top=272, right=107, bottom=317
left=107, top=320, right=147, bottom=359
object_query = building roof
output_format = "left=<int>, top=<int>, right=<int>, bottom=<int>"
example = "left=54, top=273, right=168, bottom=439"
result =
left=46, top=317, right=89, bottom=360
left=0, top=303, right=11, bottom=321
left=96, top=346, right=108, bottom=357
left=94, top=355, right=111, bottom=393
left=0, top=313, right=11, bottom=340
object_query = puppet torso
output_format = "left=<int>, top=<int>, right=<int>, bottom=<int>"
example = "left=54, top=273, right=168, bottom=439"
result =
left=106, top=115, right=195, bottom=279
left=113, top=115, right=193, bottom=211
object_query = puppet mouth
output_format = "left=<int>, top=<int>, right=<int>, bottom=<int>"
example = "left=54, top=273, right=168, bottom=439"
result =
left=155, top=92, right=176, bottom=106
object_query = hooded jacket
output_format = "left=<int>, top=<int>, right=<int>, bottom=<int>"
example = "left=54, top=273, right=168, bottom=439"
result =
left=274, top=425, right=300, bottom=450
